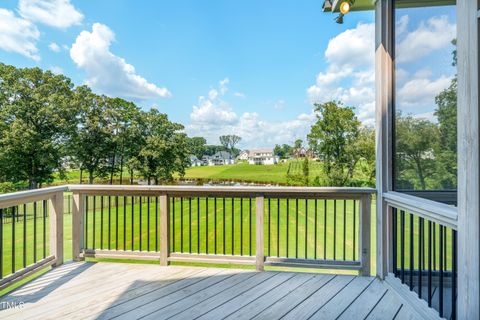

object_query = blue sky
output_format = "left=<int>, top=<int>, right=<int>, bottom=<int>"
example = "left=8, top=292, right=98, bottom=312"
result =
left=0, top=1, right=456, bottom=148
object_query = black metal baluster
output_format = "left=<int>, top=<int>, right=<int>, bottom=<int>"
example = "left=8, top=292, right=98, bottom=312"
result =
left=12, top=206, right=15, bottom=273
left=34, top=202, right=37, bottom=262
left=115, top=196, right=119, bottom=251
left=410, top=213, right=414, bottom=290
left=43, top=201, right=46, bottom=258
left=206, top=197, right=209, bottom=254
left=189, top=198, right=192, bottom=254
left=295, top=199, right=298, bottom=259
left=93, top=196, right=96, bottom=249
left=240, top=198, right=243, bottom=256
left=124, top=196, right=127, bottom=251
left=85, top=197, right=89, bottom=249
left=98, top=197, right=103, bottom=250
left=171, top=197, right=174, bottom=252
left=23, top=204, right=26, bottom=268
left=249, top=198, right=252, bottom=256
left=268, top=198, right=271, bottom=257
left=131, top=197, right=134, bottom=251
left=286, top=199, right=289, bottom=257
left=148, top=197, right=151, bottom=251
left=108, top=196, right=111, bottom=250
left=223, top=198, right=226, bottom=255
left=197, top=198, right=200, bottom=254
left=428, top=220, right=432, bottom=307
left=418, top=217, right=423, bottom=299
left=343, top=200, right=346, bottom=260
left=400, top=210, right=405, bottom=283
left=214, top=198, right=217, bottom=254
left=314, top=199, right=318, bottom=259
left=353, top=200, right=356, bottom=260
left=180, top=197, right=183, bottom=252
left=392, top=208, right=397, bottom=276
left=139, top=196, right=142, bottom=251
left=452, top=229, right=457, bottom=320
left=333, top=200, right=337, bottom=260
left=439, top=225, right=444, bottom=318
left=277, top=199, right=280, bottom=257
left=155, top=196, right=159, bottom=253
left=324, top=200, right=327, bottom=260
left=433, top=223, right=436, bottom=271
left=231, top=198, right=234, bottom=255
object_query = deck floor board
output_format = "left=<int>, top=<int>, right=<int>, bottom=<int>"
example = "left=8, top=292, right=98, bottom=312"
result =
left=0, top=262, right=438, bottom=320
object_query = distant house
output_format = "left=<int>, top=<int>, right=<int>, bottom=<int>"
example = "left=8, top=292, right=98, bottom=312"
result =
left=189, top=155, right=202, bottom=167
left=202, top=151, right=235, bottom=166
left=292, top=147, right=315, bottom=159
left=238, top=150, right=250, bottom=161
left=247, top=149, right=279, bottom=165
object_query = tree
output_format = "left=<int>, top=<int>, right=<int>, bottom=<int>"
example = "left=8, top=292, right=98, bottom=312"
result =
left=219, top=135, right=242, bottom=156
left=308, top=101, right=360, bottom=186
left=68, top=86, right=114, bottom=184
left=187, top=137, right=207, bottom=159
left=274, top=144, right=293, bottom=159
left=294, top=139, right=303, bottom=149
left=395, top=114, right=439, bottom=190
left=355, top=127, right=376, bottom=185
left=133, top=110, right=190, bottom=184
left=104, top=97, right=141, bottom=184
left=0, top=64, right=77, bottom=188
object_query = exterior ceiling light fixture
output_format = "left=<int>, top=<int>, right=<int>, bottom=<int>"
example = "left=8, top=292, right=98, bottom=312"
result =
left=335, top=0, right=354, bottom=24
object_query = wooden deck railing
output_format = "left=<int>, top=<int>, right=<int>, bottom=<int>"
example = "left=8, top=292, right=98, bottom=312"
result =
left=383, top=192, right=458, bottom=320
left=0, top=185, right=375, bottom=290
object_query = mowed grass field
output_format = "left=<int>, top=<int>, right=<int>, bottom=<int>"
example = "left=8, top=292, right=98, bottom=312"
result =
left=181, top=160, right=323, bottom=185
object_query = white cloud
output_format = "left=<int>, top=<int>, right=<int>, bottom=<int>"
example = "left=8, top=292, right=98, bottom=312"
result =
left=308, top=22, right=375, bottom=125
left=397, top=73, right=452, bottom=110
left=70, top=23, right=171, bottom=101
left=49, top=65, right=63, bottom=75
left=234, top=92, right=246, bottom=99
left=188, top=80, right=316, bottom=147
left=18, top=0, right=83, bottom=29
left=0, top=8, right=40, bottom=61
left=48, top=42, right=60, bottom=52
left=396, top=15, right=456, bottom=63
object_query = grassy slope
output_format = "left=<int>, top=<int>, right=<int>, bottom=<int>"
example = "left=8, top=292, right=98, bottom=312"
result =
left=181, top=161, right=324, bottom=185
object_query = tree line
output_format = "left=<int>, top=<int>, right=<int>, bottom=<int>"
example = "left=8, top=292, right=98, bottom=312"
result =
left=0, top=63, right=190, bottom=189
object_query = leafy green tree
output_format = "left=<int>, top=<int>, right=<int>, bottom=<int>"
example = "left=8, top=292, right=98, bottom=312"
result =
left=187, top=137, right=207, bottom=159
left=274, top=144, right=293, bottom=159
left=219, top=135, right=242, bottom=156
left=105, top=97, right=141, bottom=184
left=0, top=64, right=77, bottom=188
left=395, top=114, right=439, bottom=190
left=133, top=110, right=190, bottom=184
left=294, top=139, right=303, bottom=149
left=68, top=86, right=114, bottom=184
left=355, top=127, right=376, bottom=184
left=308, top=101, right=360, bottom=186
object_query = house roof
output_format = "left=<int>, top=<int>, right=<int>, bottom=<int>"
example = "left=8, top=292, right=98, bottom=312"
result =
left=212, top=151, right=233, bottom=159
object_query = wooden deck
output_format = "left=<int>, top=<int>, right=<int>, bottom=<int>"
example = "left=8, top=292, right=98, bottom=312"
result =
left=0, top=262, right=438, bottom=319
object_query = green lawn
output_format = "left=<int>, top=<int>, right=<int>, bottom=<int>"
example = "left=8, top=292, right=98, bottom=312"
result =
left=181, top=163, right=290, bottom=184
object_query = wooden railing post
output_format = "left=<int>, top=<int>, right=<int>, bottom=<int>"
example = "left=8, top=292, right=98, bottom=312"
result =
left=72, top=192, right=84, bottom=261
left=48, top=191, right=64, bottom=267
left=359, top=194, right=371, bottom=276
left=160, top=194, right=170, bottom=266
left=255, top=195, right=264, bottom=271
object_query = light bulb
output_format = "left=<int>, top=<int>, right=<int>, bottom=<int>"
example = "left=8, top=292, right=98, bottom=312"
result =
left=340, top=1, right=350, bottom=14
